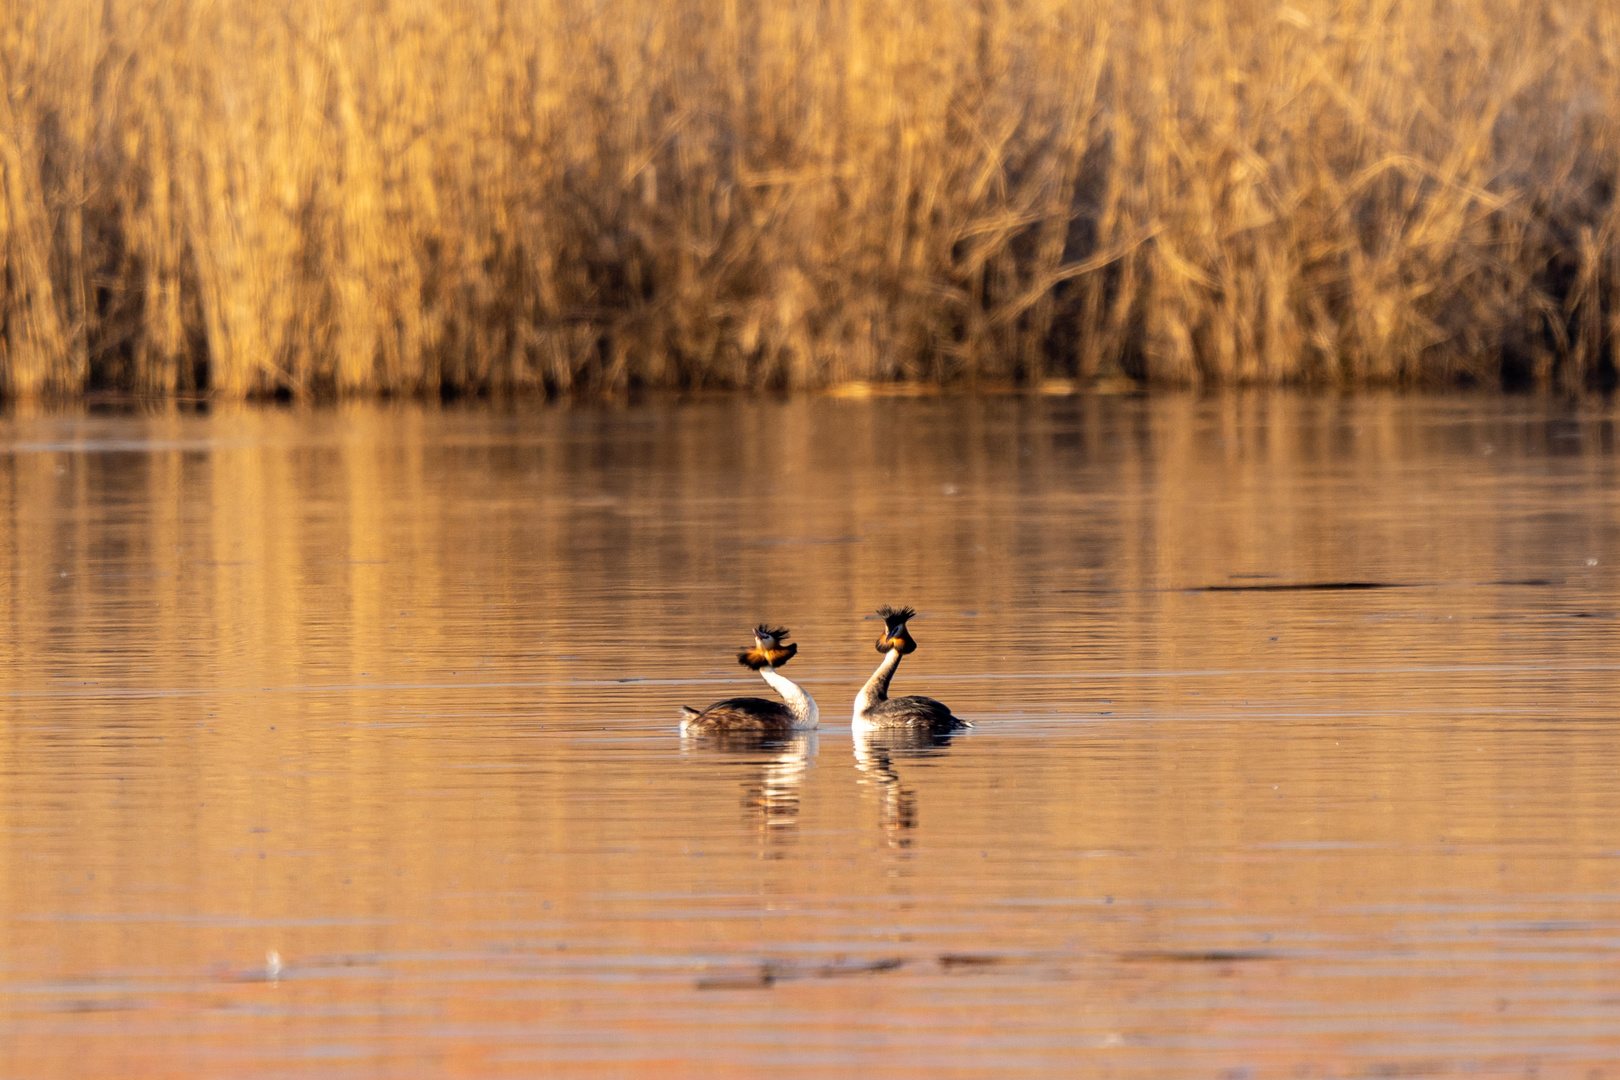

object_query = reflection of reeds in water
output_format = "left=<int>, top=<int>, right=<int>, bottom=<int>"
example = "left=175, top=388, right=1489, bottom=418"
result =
left=3, top=398, right=1620, bottom=1076
left=4, top=0, right=1620, bottom=396
left=853, top=729, right=958, bottom=849
left=681, top=731, right=817, bottom=845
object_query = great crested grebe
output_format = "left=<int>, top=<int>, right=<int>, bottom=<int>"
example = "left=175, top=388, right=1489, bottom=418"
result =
left=680, top=626, right=819, bottom=734
left=853, top=606, right=967, bottom=732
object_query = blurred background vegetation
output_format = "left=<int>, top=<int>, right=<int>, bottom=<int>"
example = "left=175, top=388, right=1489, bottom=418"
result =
left=1, top=0, right=1617, bottom=398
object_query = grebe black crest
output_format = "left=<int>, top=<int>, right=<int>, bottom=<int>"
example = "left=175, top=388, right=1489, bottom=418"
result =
left=874, top=606, right=917, bottom=655
left=738, top=625, right=797, bottom=670
left=680, top=625, right=819, bottom=735
left=853, top=605, right=967, bottom=733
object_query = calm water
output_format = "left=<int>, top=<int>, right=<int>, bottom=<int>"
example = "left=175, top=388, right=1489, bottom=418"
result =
left=2, top=393, right=1619, bottom=1078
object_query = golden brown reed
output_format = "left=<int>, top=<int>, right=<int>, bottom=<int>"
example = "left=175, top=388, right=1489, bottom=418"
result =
left=1, top=0, right=1618, bottom=398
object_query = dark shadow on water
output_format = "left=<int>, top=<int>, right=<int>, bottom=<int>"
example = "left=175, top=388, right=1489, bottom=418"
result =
left=1120, top=950, right=1278, bottom=963
left=695, top=954, right=906, bottom=990
left=1191, top=579, right=1559, bottom=592
left=852, top=728, right=959, bottom=850
left=1196, top=581, right=1420, bottom=592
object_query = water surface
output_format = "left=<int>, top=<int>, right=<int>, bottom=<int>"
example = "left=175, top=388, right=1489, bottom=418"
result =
left=2, top=393, right=1619, bottom=1077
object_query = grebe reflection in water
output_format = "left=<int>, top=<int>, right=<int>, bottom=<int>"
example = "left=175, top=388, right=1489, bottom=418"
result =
left=681, top=729, right=818, bottom=840
left=853, top=726, right=958, bottom=847
left=680, top=626, right=819, bottom=735
left=853, top=606, right=968, bottom=733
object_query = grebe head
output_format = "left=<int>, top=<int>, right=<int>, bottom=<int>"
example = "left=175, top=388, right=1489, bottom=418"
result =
left=874, top=605, right=917, bottom=655
left=738, top=625, right=798, bottom=670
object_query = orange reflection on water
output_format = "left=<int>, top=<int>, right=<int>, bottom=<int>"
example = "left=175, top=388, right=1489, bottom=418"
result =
left=1, top=394, right=1619, bottom=1077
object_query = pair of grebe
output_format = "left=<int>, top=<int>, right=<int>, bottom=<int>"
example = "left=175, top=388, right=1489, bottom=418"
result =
left=680, top=606, right=965, bottom=734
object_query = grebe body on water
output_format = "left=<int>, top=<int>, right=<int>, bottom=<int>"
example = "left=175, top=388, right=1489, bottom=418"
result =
left=680, top=626, right=819, bottom=735
left=852, top=606, right=967, bottom=733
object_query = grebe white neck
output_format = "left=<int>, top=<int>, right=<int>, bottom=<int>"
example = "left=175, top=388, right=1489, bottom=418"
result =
left=853, top=647, right=903, bottom=729
left=760, top=665, right=819, bottom=729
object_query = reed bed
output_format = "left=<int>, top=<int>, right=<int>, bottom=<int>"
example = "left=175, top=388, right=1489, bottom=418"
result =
left=1, top=0, right=1618, bottom=397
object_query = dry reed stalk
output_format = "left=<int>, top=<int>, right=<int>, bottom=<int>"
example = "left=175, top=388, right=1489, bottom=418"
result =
left=1, top=0, right=1618, bottom=397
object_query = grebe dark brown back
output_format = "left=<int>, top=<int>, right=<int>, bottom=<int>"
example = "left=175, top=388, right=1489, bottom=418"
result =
left=680, top=626, right=819, bottom=734
left=852, top=606, right=966, bottom=733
